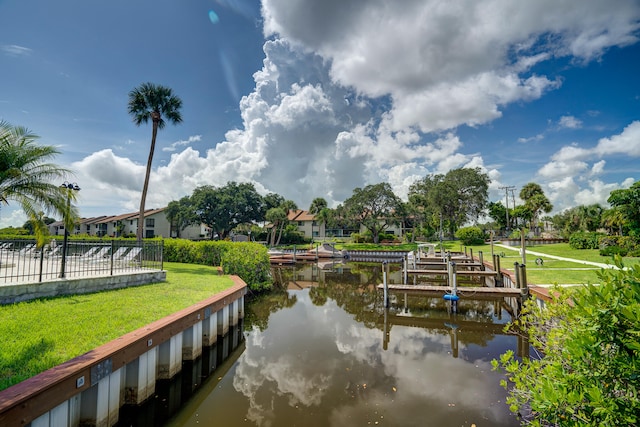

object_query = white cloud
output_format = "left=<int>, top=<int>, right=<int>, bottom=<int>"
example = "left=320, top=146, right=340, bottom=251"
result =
left=1, top=44, right=32, bottom=56
left=162, top=135, right=202, bottom=152
left=263, top=0, right=639, bottom=132
left=38, top=0, right=640, bottom=219
left=590, top=160, right=606, bottom=176
left=595, top=120, right=640, bottom=156
left=518, top=134, right=544, bottom=143
left=0, top=208, right=27, bottom=229
left=538, top=159, right=588, bottom=180
left=535, top=121, right=640, bottom=211
left=574, top=180, right=619, bottom=206
left=558, top=115, right=583, bottom=129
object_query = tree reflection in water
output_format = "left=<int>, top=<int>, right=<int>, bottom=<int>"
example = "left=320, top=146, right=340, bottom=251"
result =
left=167, top=262, right=520, bottom=427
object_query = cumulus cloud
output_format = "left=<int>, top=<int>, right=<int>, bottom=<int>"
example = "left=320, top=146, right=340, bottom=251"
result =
left=539, top=121, right=640, bottom=181
left=262, top=0, right=639, bottom=133
left=594, top=120, right=640, bottom=156
left=535, top=121, right=640, bottom=210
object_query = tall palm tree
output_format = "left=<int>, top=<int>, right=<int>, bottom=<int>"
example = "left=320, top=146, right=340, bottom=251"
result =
left=0, top=120, right=75, bottom=244
left=127, top=83, right=183, bottom=241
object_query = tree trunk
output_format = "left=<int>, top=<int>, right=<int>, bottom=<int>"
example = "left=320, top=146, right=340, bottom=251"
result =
left=270, top=222, right=277, bottom=246
left=276, top=223, right=284, bottom=246
left=137, top=112, right=160, bottom=241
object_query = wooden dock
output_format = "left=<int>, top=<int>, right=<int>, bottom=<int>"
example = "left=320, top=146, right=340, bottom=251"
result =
left=406, top=269, right=498, bottom=276
left=377, top=283, right=524, bottom=298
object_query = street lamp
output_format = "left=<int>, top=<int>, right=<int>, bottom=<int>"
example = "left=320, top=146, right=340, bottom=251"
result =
left=59, top=181, right=80, bottom=278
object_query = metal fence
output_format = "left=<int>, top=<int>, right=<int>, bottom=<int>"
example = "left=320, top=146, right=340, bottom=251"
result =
left=0, top=240, right=163, bottom=284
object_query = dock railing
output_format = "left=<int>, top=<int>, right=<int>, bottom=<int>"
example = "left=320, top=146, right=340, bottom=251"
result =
left=0, top=239, right=163, bottom=284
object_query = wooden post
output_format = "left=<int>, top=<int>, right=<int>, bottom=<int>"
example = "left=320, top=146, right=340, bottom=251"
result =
left=520, top=263, right=528, bottom=297
left=521, top=229, right=526, bottom=265
left=478, top=251, right=484, bottom=270
left=382, top=261, right=389, bottom=308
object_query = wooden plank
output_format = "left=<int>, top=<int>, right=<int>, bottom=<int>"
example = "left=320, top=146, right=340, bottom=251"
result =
left=407, top=269, right=498, bottom=276
left=378, top=283, right=523, bottom=297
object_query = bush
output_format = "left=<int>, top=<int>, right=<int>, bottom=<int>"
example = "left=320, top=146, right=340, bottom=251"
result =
left=493, top=258, right=640, bottom=425
left=600, top=245, right=628, bottom=257
left=569, top=232, right=606, bottom=249
left=221, top=242, right=272, bottom=292
left=455, top=226, right=486, bottom=245
left=163, top=239, right=272, bottom=292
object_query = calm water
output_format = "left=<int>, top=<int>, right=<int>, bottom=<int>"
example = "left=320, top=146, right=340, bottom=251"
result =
left=131, top=262, right=522, bottom=427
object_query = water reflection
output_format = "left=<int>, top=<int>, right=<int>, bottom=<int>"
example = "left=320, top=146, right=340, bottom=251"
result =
left=166, top=262, right=520, bottom=427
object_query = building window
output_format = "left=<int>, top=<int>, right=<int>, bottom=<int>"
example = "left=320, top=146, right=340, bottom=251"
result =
left=146, top=218, right=155, bottom=228
left=298, top=221, right=304, bottom=226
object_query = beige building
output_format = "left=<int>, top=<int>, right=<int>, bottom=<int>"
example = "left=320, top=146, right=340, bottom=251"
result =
left=49, top=208, right=210, bottom=240
left=287, top=209, right=404, bottom=240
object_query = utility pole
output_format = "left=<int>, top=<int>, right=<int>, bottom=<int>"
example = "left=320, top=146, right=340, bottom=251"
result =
left=499, top=186, right=516, bottom=234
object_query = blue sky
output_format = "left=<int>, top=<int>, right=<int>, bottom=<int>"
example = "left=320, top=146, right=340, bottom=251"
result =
left=1, top=0, right=639, bottom=227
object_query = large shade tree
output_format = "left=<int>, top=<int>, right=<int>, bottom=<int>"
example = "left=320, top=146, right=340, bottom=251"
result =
left=0, top=121, right=75, bottom=243
left=128, top=82, right=183, bottom=241
left=409, top=168, right=490, bottom=237
left=342, top=183, right=403, bottom=243
left=191, top=182, right=265, bottom=239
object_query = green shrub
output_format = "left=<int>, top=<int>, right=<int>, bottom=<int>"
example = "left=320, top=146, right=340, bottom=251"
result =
left=600, top=245, right=628, bottom=257
left=221, top=242, right=272, bottom=291
left=351, top=232, right=367, bottom=243
left=569, top=232, right=606, bottom=249
left=163, top=239, right=272, bottom=292
left=455, top=226, right=486, bottom=245
left=493, top=258, right=640, bottom=425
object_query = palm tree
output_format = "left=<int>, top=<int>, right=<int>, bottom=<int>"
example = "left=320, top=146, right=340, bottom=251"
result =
left=309, top=198, right=328, bottom=241
left=127, top=83, right=183, bottom=241
left=0, top=121, right=75, bottom=244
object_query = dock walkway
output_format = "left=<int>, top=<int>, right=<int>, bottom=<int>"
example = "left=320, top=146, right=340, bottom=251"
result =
left=377, top=283, right=523, bottom=298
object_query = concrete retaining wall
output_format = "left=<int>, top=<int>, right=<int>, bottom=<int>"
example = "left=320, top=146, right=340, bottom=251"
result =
left=0, top=271, right=167, bottom=305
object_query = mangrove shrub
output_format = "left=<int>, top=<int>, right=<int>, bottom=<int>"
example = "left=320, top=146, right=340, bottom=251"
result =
left=493, top=259, right=640, bottom=426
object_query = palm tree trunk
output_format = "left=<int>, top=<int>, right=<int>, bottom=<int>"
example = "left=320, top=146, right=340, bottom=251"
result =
left=137, top=113, right=160, bottom=241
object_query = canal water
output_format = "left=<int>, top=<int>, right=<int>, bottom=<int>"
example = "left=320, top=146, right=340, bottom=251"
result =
left=122, top=262, right=522, bottom=426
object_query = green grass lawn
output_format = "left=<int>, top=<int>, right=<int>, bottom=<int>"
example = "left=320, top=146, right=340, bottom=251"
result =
left=463, top=242, right=639, bottom=285
left=0, top=262, right=235, bottom=392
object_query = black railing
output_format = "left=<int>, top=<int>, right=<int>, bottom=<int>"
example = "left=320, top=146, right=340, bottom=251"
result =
left=0, top=240, right=163, bottom=284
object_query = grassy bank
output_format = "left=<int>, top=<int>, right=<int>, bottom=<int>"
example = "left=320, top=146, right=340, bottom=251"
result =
left=0, top=262, right=234, bottom=391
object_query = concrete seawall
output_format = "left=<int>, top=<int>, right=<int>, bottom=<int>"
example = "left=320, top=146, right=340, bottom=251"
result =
left=0, top=276, right=247, bottom=427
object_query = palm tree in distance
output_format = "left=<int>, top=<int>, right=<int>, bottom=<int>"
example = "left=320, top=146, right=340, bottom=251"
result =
left=0, top=120, right=76, bottom=244
left=128, top=83, right=183, bottom=241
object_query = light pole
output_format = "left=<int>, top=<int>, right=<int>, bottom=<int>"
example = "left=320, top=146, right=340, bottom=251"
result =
left=59, top=181, right=80, bottom=278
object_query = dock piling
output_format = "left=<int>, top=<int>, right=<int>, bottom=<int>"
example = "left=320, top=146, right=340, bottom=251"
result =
left=383, top=261, right=389, bottom=308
